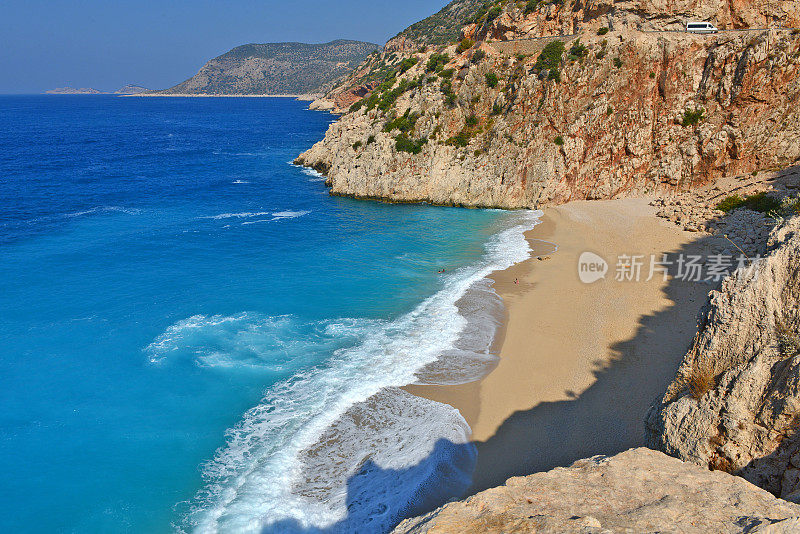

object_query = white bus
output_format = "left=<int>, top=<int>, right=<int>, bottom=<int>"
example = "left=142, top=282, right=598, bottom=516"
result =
left=686, top=21, right=719, bottom=33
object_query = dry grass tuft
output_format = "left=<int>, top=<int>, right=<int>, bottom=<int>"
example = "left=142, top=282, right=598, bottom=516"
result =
left=680, top=338, right=720, bottom=400
left=776, top=319, right=800, bottom=358
left=685, top=358, right=718, bottom=399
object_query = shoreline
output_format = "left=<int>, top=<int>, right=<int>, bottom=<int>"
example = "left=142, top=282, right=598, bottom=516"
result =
left=127, top=93, right=318, bottom=99
left=407, top=197, right=713, bottom=494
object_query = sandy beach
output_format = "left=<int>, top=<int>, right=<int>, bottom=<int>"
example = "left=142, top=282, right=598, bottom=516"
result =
left=407, top=197, right=714, bottom=493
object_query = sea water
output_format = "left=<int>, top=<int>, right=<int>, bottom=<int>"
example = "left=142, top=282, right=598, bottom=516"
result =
left=0, top=95, right=540, bottom=533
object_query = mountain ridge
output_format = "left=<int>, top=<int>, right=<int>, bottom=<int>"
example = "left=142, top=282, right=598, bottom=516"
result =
left=153, top=39, right=379, bottom=96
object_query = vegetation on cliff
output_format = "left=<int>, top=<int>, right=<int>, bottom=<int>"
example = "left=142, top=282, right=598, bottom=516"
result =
left=392, top=0, right=485, bottom=46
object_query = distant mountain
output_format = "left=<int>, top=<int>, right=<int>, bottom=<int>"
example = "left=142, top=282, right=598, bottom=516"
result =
left=114, top=84, right=149, bottom=95
left=44, top=84, right=150, bottom=95
left=45, top=87, right=105, bottom=95
left=154, top=39, right=380, bottom=96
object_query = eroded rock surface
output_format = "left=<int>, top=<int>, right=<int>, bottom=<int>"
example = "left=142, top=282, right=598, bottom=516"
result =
left=647, top=216, right=800, bottom=502
left=393, top=448, right=800, bottom=533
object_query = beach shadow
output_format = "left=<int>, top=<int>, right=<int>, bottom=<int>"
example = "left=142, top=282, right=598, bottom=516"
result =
left=467, top=233, right=719, bottom=491
left=259, top=439, right=475, bottom=534
left=259, top=177, right=800, bottom=532
left=258, top=236, right=719, bottom=533
left=466, top=173, right=800, bottom=491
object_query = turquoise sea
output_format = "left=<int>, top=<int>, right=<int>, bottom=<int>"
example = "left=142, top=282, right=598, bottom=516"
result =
left=0, top=95, right=539, bottom=532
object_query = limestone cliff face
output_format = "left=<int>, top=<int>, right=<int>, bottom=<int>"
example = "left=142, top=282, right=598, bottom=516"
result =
left=393, top=448, right=800, bottom=533
left=298, top=1, right=800, bottom=208
left=647, top=215, right=800, bottom=502
left=471, top=0, right=800, bottom=40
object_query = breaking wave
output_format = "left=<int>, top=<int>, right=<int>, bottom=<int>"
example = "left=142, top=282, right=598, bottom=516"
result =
left=159, top=210, right=543, bottom=533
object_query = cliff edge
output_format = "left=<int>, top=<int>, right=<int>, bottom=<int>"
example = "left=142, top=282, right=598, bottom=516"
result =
left=297, top=0, right=800, bottom=208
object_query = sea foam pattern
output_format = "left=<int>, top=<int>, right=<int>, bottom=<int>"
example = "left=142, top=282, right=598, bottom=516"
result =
left=175, top=210, right=542, bottom=533
left=206, top=210, right=310, bottom=223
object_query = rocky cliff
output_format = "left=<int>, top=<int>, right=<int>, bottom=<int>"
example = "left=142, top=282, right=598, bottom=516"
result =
left=393, top=448, right=800, bottom=533
left=155, top=40, right=378, bottom=96
left=647, top=214, right=800, bottom=502
left=298, top=0, right=800, bottom=208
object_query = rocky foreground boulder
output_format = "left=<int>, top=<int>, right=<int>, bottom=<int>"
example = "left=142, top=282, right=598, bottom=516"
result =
left=393, top=448, right=800, bottom=533
left=647, top=216, right=800, bottom=501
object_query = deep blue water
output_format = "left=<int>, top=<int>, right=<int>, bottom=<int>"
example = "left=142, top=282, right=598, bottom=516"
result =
left=0, top=95, right=536, bottom=533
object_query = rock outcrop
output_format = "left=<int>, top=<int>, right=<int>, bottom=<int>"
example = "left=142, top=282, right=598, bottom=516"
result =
left=647, top=215, right=800, bottom=502
left=298, top=0, right=800, bottom=208
left=393, top=448, right=800, bottom=533
left=470, top=0, right=800, bottom=40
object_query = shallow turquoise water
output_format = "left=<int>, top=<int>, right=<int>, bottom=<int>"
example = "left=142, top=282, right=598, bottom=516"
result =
left=0, top=95, right=535, bottom=532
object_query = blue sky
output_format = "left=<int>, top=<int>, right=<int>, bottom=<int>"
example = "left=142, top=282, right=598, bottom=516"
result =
left=0, top=0, right=448, bottom=94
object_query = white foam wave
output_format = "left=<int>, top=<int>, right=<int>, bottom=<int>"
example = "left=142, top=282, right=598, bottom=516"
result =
left=173, top=210, right=543, bottom=533
left=146, top=313, right=375, bottom=370
left=288, top=162, right=327, bottom=182
left=205, top=212, right=273, bottom=220
left=300, top=168, right=327, bottom=182
left=64, top=206, right=141, bottom=218
left=271, top=210, right=311, bottom=219
left=206, top=210, right=311, bottom=224
left=231, top=180, right=250, bottom=184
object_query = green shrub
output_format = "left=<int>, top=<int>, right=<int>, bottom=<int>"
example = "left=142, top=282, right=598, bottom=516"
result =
left=547, top=68, right=561, bottom=82
left=426, top=53, right=450, bottom=72
left=568, top=40, right=588, bottom=60
left=649, top=72, right=656, bottom=79
left=613, top=57, right=622, bottom=68
left=535, top=40, right=565, bottom=71
left=371, top=75, right=424, bottom=112
left=524, top=0, right=539, bottom=14
left=486, top=5, right=502, bottom=22
left=597, top=27, right=609, bottom=35
left=607, top=106, right=613, bottom=116
left=465, top=114, right=478, bottom=127
left=398, top=57, right=419, bottom=74
left=491, top=101, right=503, bottom=115
left=440, top=80, right=457, bottom=106
left=472, top=49, right=487, bottom=63
left=352, top=141, right=362, bottom=150
left=554, top=136, right=564, bottom=146
left=383, top=109, right=419, bottom=133
left=682, top=107, right=705, bottom=127
left=716, top=194, right=744, bottom=212
left=349, top=99, right=365, bottom=113
left=716, top=192, right=782, bottom=213
left=485, top=72, right=499, bottom=88
left=366, top=135, right=376, bottom=144
left=446, top=131, right=472, bottom=147
left=456, top=38, right=475, bottom=54
left=395, top=134, right=427, bottom=154
left=471, top=3, right=489, bottom=23
left=439, top=68, right=455, bottom=79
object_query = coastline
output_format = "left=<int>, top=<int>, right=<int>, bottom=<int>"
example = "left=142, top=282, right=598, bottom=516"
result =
left=407, top=197, right=713, bottom=493
left=127, top=93, right=318, bottom=99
